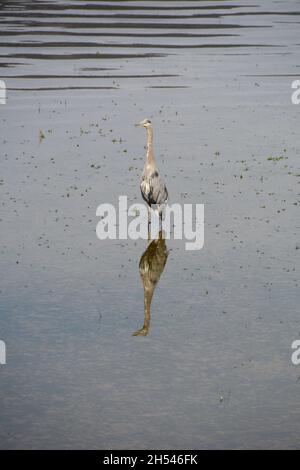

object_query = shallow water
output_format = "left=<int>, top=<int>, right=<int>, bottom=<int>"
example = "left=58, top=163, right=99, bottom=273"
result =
left=0, top=0, right=300, bottom=449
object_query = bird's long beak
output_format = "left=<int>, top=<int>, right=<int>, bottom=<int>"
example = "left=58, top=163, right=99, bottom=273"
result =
left=135, top=122, right=142, bottom=127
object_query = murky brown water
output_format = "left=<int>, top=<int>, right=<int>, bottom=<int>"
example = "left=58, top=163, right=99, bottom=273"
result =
left=0, top=0, right=299, bottom=449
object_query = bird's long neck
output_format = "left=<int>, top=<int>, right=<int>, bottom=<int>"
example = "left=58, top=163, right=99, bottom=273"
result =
left=146, top=126, right=155, bottom=165
left=143, top=286, right=154, bottom=334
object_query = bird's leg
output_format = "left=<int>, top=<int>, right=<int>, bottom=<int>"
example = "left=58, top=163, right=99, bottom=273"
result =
left=147, top=206, right=151, bottom=241
left=159, top=208, right=163, bottom=232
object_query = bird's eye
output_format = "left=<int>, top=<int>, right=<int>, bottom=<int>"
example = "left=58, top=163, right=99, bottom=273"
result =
left=147, top=120, right=151, bottom=124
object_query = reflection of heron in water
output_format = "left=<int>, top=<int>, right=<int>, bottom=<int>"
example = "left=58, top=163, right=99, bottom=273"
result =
left=133, top=232, right=169, bottom=336
left=135, top=119, right=168, bottom=235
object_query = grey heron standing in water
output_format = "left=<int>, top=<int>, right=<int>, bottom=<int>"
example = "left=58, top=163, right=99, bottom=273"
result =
left=135, top=119, right=168, bottom=234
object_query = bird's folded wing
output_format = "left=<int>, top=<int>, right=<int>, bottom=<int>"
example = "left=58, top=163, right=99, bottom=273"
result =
left=141, top=173, right=168, bottom=206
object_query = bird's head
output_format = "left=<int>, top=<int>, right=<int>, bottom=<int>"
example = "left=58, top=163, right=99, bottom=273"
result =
left=135, top=118, right=152, bottom=129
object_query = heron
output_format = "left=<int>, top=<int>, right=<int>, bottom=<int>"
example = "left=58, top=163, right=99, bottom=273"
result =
left=135, top=119, right=168, bottom=234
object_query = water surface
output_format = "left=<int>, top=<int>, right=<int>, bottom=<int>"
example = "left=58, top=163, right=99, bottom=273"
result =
left=0, top=0, right=299, bottom=449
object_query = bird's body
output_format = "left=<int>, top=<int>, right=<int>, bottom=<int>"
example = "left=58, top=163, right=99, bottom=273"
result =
left=140, top=165, right=168, bottom=208
left=135, top=119, right=168, bottom=231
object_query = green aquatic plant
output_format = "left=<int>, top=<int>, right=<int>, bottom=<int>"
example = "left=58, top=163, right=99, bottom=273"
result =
left=267, top=156, right=287, bottom=162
